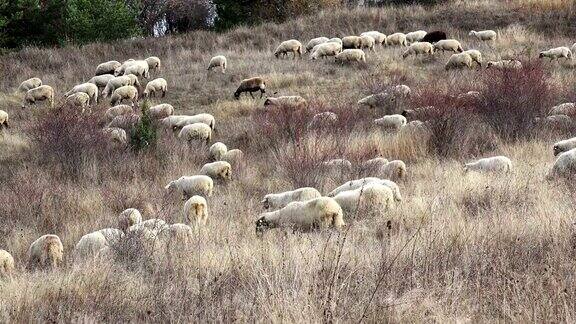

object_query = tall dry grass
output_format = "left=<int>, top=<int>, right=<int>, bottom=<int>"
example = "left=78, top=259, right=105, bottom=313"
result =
left=1, top=0, right=576, bottom=322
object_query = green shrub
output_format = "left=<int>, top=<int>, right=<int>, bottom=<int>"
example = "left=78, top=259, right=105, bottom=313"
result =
left=130, top=101, right=157, bottom=152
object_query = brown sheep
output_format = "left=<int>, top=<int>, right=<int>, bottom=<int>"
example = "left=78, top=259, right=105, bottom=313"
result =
left=234, top=77, right=266, bottom=100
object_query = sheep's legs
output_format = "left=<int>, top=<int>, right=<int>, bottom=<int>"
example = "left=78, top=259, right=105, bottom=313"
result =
left=250, top=92, right=255, bottom=99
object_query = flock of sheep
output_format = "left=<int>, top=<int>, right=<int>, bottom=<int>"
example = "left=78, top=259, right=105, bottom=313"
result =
left=1, top=27, right=576, bottom=279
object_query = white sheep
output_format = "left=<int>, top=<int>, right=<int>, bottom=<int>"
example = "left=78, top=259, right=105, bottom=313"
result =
left=342, top=36, right=362, bottom=49
left=143, top=78, right=167, bottom=98
left=145, top=56, right=161, bottom=72
left=308, top=111, right=338, bottom=129
left=102, top=74, right=140, bottom=98
left=274, top=40, right=303, bottom=59
left=549, top=103, right=576, bottom=116
left=148, top=103, right=174, bottom=119
left=27, top=234, right=64, bottom=270
left=118, top=208, right=143, bottom=232
left=200, top=161, right=232, bottom=181
left=381, top=160, right=407, bottom=181
left=66, top=92, right=90, bottom=112
left=88, top=74, right=115, bottom=89
left=157, top=223, right=193, bottom=248
left=178, top=122, right=212, bottom=144
left=0, top=110, right=9, bottom=129
left=107, top=114, right=140, bottom=130
left=207, top=55, right=227, bottom=73
left=360, top=31, right=386, bottom=45
left=0, top=250, right=14, bottom=279
left=221, top=149, right=244, bottom=166
left=360, top=35, right=376, bottom=52
left=327, top=177, right=402, bottom=202
left=385, top=33, right=408, bottom=47
left=103, top=127, right=128, bottom=146
left=434, top=39, right=463, bottom=53
left=183, top=195, right=208, bottom=228
left=261, top=187, right=322, bottom=210
left=445, top=52, right=474, bottom=70
left=161, top=114, right=216, bottom=130
left=328, top=38, right=342, bottom=44
left=464, top=156, right=512, bottom=174
left=306, top=37, right=330, bottom=53
left=463, top=50, right=483, bottom=66
left=18, top=77, right=42, bottom=92
left=165, top=175, right=214, bottom=200
left=95, top=61, right=121, bottom=76
left=405, top=30, right=427, bottom=44
left=310, top=42, right=342, bottom=60
left=64, top=82, right=99, bottom=105
left=402, top=42, right=434, bottom=58
left=361, top=157, right=389, bottom=170
left=74, top=228, right=124, bottom=261
left=110, top=85, right=138, bottom=106
left=539, top=47, right=572, bottom=61
left=335, top=49, right=366, bottom=64
left=333, top=183, right=395, bottom=218
left=547, top=148, right=576, bottom=179
left=486, top=60, right=522, bottom=69
left=105, top=104, right=133, bottom=121
left=127, top=219, right=169, bottom=239
left=374, top=114, right=407, bottom=131
left=322, top=158, right=352, bottom=171
left=22, top=85, right=54, bottom=109
left=255, top=197, right=345, bottom=233
left=116, top=60, right=150, bottom=78
left=469, top=30, right=497, bottom=41
left=209, top=142, right=228, bottom=161
left=263, top=96, right=307, bottom=109
left=553, top=137, right=576, bottom=156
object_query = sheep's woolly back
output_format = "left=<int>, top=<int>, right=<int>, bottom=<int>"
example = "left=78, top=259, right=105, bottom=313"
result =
left=18, top=77, right=42, bottom=92
left=27, top=234, right=64, bottom=270
left=209, top=142, right=228, bottom=161
left=118, top=208, right=143, bottom=231
left=0, top=249, right=15, bottom=278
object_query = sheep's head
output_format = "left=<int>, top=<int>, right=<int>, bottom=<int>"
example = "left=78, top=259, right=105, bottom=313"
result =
left=468, top=31, right=476, bottom=36
left=220, top=166, right=232, bottom=180
left=553, top=145, right=562, bottom=156
left=263, top=98, right=274, bottom=106
left=234, top=91, right=240, bottom=100
left=255, top=216, right=271, bottom=234
left=261, top=197, right=270, bottom=210
left=538, top=52, right=544, bottom=58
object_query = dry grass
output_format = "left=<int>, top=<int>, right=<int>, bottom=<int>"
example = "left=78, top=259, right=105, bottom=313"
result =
left=1, top=0, right=576, bottom=322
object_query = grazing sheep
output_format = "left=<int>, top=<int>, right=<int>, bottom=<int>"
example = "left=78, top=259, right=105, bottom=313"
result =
left=255, top=197, right=345, bottom=233
left=209, top=142, right=228, bottom=161
left=88, top=74, right=115, bottom=89
left=310, top=42, right=342, bottom=60
left=549, top=103, right=576, bottom=116
left=234, top=77, right=266, bottom=100
left=200, top=161, right=232, bottom=182
left=221, top=149, right=244, bottom=166
left=0, top=250, right=14, bottom=279
left=74, top=228, right=124, bottom=261
left=333, top=184, right=395, bottom=218
left=116, top=60, right=150, bottom=78
left=374, top=114, right=407, bottom=131
left=274, top=40, right=303, bottom=59
left=103, top=127, right=128, bottom=146
left=145, top=56, right=161, bottom=72
left=118, top=208, right=143, bottom=232
left=335, top=49, right=366, bottom=64
left=360, top=35, right=376, bottom=52
left=161, top=114, right=216, bottom=130
left=95, top=61, right=121, bottom=76
left=22, top=85, right=54, bottom=109
left=406, top=30, right=427, bottom=43
left=469, top=30, right=497, bottom=41
left=143, top=78, right=167, bottom=98
left=178, top=123, right=212, bottom=144
left=342, top=36, right=362, bottom=49
left=27, top=234, right=64, bottom=270
left=102, top=74, right=140, bottom=98
left=165, top=175, right=214, bottom=200
left=327, top=177, right=402, bottom=202
left=445, top=52, right=474, bottom=70
left=148, top=103, right=174, bottom=119
left=322, top=158, right=352, bottom=171
left=207, top=55, right=227, bottom=73
left=382, top=160, right=407, bottom=181
left=486, top=60, right=522, bottom=69
left=421, top=30, right=447, bottom=43
left=385, top=33, right=408, bottom=46
left=107, top=114, right=140, bottom=130
left=535, top=114, right=572, bottom=127
left=66, top=92, right=90, bottom=111
left=127, top=219, right=169, bottom=239
left=361, top=31, right=386, bottom=45
left=547, top=148, right=576, bottom=179
left=18, top=77, right=42, bottom=92
left=110, top=85, right=138, bottom=106
left=361, top=157, right=389, bottom=171
left=434, top=39, right=463, bottom=53
left=158, top=223, right=193, bottom=248
left=539, top=47, right=572, bottom=61
left=308, top=111, right=338, bottom=129
left=264, top=96, right=307, bottom=109
left=402, top=42, right=434, bottom=58
left=105, top=104, right=133, bottom=121
left=183, top=195, right=209, bottom=227
left=64, top=82, right=99, bottom=105
left=553, top=137, right=576, bottom=156
left=464, top=156, right=512, bottom=174
left=328, top=38, right=342, bottom=44
left=0, top=110, right=10, bottom=129
left=261, top=187, right=322, bottom=210
left=306, top=37, right=330, bottom=53
left=358, top=86, right=409, bottom=114
left=463, top=50, right=483, bottom=66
